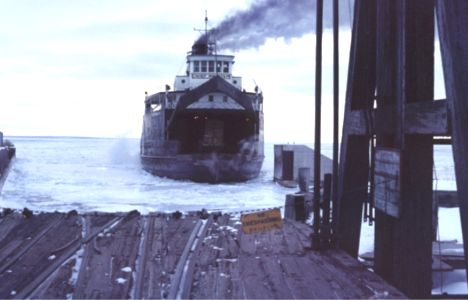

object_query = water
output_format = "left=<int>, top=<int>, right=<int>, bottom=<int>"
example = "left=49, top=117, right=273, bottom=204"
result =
left=0, top=137, right=456, bottom=214
left=1, top=137, right=296, bottom=213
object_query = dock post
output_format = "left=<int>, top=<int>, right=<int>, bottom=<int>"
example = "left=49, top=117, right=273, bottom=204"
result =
left=372, top=1, right=434, bottom=297
left=312, top=0, right=324, bottom=250
left=298, top=167, right=310, bottom=193
left=331, top=0, right=340, bottom=247
left=336, top=0, right=375, bottom=257
left=436, top=0, right=468, bottom=283
left=284, top=194, right=307, bottom=222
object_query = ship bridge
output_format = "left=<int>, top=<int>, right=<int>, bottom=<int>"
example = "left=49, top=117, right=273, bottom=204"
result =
left=174, top=41, right=242, bottom=91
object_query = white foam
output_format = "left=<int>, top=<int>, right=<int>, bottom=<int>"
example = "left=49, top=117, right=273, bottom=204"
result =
left=116, top=277, right=127, bottom=284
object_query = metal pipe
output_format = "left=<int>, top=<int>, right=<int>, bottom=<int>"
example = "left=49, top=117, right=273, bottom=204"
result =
left=313, top=0, right=323, bottom=250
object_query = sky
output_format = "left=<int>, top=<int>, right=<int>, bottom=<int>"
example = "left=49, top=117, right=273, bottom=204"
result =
left=0, top=0, right=445, bottom=143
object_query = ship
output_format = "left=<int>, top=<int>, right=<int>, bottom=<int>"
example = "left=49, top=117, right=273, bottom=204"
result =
left=140, top=28, right=264, bottom=183
left=0, top=132, right=15, bottom=193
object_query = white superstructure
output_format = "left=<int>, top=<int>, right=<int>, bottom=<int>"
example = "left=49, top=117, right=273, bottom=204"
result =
left=174, top=51, right=242, bottom=91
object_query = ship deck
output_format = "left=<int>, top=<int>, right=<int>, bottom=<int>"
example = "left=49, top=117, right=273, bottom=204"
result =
left=0, top=210, right=405, bottom=299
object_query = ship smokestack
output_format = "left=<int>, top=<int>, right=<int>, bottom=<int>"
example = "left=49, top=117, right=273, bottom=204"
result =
left=192, top=35, right=209, bottom=55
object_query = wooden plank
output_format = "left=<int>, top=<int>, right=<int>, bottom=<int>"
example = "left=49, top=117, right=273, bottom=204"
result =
left=405, top=100, right=449, bottom=135
left=436, top=0, right=468, bottom=281
left=238, top=219, right=305, bottom=298
left=433, top=241, right=464, bottom=257
left=190, top=215, right=315, bottom=299
left=74, top=211, right=142, bottom=299
left=133, top=215, right=151, bottom=299
left=27, top=213, right=124, bottom=299
left=0, top=212, right=63, bottom=272
left=189, top=214, right=241, bottom=299
left=0, top=213, right=24, bottom=248
left=137, top=215, right=168, bottom=299
left=435, top=190, right=459, bottom=208
left=360, top=251, right=454, bottom=272
left=138, top=215, right=199, bottom=299
left=278, top=255, right=327, bottom=299
left=281, top=219, right=312, bottom=254
left=168, top=218, right=209, bottom=299
left=432, top=256, right=454, bottom=272
left=319, top=250, right=406, bottom=298
left=30, top=257, right=78, bottom=299
left=0, top=212, right=81, bottom=299
left=0, top=211, right=407, bottom=299
left=374, top=148, right=401, bottom=218
left=348, top=100, right=450, bottom=136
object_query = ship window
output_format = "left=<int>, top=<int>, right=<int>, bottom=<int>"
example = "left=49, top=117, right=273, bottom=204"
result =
left=223, top=95, right=228, bottom=102
left=208, top=61, right=214, bottom=72
left=201, top=61, right=207, bottom=72
left=194, top=61, right=200, bottom=72
left=223, top=62, right=229, bottom=73
left=181, top=79, right=186, bottom=84
left=216, top=62, right=222, bottom=73
left=208, top=95, right=214, bottom=102
left=151, top=104, right=162, bottom=112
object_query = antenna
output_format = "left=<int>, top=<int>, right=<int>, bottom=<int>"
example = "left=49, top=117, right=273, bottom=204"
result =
left=193, top=11, right=217, bottom=55
left=205, top=10, right=208, bottom=36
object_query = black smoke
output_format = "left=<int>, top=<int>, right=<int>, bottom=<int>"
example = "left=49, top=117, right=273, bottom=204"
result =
left=196, top=0, right=354, bottom=51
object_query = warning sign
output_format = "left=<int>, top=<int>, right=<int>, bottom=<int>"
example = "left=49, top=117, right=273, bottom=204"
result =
left=241, top=208, right=283, bottom=234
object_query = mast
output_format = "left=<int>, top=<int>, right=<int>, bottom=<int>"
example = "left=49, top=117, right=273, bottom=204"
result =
left=205, top=10, right=208, bottom=36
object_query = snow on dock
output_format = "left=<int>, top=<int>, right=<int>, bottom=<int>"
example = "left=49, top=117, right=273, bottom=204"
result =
left=0, top=210, right=405, bottom=299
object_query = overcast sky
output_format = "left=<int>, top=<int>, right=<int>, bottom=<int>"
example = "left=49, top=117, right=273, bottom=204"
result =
left=0, top=0, right=445, bottom=143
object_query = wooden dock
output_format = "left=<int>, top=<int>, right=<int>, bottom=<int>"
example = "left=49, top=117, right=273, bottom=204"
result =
left=0, top=209, right=405, bottom=299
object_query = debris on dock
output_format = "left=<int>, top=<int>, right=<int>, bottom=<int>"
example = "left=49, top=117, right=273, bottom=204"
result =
left=0, top=210, right=405, bottom=299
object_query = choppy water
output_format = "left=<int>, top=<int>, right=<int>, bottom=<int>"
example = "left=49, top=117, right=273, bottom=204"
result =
left=0, top=137, right=291, bottom=213
left=0, top=137, right=456, bottom=213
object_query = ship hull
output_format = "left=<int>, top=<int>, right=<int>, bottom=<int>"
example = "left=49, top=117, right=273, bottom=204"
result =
left=141, top=74, right=264, bottom=183
left=141, top=154, right=263, bottom=183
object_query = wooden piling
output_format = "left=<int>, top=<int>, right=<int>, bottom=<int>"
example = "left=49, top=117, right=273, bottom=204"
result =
left=298, top=167, right=310, bottom=193
left=313, top=0, right=324, bottom=250
left=285, top=194, right=307, bottom=222
left=436, top=0, right=468, bottom=282
left=331, top=0, right=340, bottom=246
left=336, top=0, right=375, bottom=257
left=337, top=0, right=435, bottom=297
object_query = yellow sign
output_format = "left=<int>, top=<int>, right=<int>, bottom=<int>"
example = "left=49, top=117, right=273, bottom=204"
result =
left=241, top=208, right=283, bottom=234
